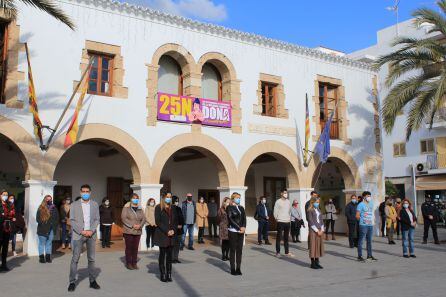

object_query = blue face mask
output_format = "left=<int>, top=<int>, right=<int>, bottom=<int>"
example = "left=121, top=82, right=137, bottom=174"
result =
left=131, top=198, right=139, bottom=205
left=403, top=204, right=409, bottom=209
left=313, top=202, right=319, bottom=208
left=165, top=198, right=172, bottom=204
left=234, top=198, right=241, bottom=205
left=352, top=199, right=357, bottom=204
left=81, top=193, right=90, bottom=200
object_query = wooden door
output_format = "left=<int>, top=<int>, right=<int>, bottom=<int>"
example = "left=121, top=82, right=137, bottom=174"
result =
left=198, top=189, right=220, bottom=206
left=263, top=177, right=286, bottom=231
left=107, top=177, right=133, bottom=238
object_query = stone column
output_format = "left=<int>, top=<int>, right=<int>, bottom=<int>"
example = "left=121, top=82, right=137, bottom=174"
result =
left=130, top=184, right=163, bottom=251
left=22, top=180, right=57, bottom=256
left=288, top=188, right=314, bottom=242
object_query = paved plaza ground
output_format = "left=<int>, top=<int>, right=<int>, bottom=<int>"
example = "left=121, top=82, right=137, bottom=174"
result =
left=1, top=229, right=446, bottom=297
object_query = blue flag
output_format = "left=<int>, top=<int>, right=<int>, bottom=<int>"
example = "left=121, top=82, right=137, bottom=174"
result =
left=315, top=112, right=334, bottom=163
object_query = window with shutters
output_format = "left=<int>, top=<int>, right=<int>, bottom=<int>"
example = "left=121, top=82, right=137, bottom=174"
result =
left=261, top=81, right=277, bottom=117
left=420, top=139, right=435, bottom=154
left=393, top=143, right=406, bottom=157
left=87, top=53, right=113, bottom=96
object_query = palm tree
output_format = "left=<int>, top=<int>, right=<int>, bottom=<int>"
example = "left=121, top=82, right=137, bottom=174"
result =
left=374, top=0, right=446, bottom=140
left=1, top=0, right=75, bottom=29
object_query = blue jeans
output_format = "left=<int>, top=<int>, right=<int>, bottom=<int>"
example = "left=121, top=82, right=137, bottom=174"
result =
left=357, top=225, right=373, bottom=258
left=38, top=229, right=54, bottom=256
left=402, top=228, right=415, bottom=255
left=181, top=224, right=194, bottom=248
left=61, top=222, right=71, bottom=245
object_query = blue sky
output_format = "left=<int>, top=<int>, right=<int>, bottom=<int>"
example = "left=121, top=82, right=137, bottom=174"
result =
left=126, top=0, right=439, bottom=53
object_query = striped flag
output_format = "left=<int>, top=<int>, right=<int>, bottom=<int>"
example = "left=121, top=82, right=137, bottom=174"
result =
left=303, top=93, right=310, bottom=166
left=25, top=44, right=43, bottom=146
left=64, top=75, right=89, bottom=148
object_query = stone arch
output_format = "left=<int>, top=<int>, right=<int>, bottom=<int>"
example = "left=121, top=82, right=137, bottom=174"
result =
left=197, top=52, right=242, bottom=133
left=307, top=146, right=362, bottom=190
left=147, top=43, right=199, bottom=126
left=237, top=140, right=302, bottom=188
left=0, top=115, right=42, bottom=180
left=44, top=123, right=151, bottom=184
left=151, top=133, right=237, bottom=187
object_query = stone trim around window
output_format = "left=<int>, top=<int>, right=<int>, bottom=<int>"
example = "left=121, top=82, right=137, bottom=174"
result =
left=73, top=40, right=128, bottom=99
left=253, top=73, right=288, bottom=119
left=1, top=19, right=25, bottom=109
left=312, top=74, right=350, bottom=144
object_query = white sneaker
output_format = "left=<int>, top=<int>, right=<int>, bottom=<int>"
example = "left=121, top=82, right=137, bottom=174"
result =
left=13, top=251, right=18, bottom=257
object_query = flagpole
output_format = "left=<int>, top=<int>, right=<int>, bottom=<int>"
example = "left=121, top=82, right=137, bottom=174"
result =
left=42, top=58, right=93, bottom=151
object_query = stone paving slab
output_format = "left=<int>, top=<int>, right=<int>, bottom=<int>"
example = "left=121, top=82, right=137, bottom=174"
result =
left=1, top=229, right=445, bottom=297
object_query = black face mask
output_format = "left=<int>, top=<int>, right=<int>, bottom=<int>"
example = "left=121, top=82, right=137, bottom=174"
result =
left=187, top=196, right=192, bottom=201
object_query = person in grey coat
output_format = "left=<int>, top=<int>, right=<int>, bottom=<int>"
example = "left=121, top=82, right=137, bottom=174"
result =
left=68, top=184, right=101, bottom=292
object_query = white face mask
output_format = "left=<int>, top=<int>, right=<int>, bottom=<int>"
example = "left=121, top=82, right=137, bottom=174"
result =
left=282, top=193, right=288, bottom=199
left=262, top=199, right=266, bottom=204
left=225, top=201, right=230, bottom=206
left=9, top=199, right=14, bottom=204
left=104, top=201, right=110, bottom=206
left=366, top=196, right=371, bottom=202
left=174, top=202, right=179, bottom=206
left=1, top=195, right=7, bottom=202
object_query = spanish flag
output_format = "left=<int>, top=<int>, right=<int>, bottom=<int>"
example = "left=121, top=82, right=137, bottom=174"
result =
left=303, top=93, right=310, bottom=166
left=64, top=75, right=89, bottom=148
left=25, top=43, right=43, bottom=146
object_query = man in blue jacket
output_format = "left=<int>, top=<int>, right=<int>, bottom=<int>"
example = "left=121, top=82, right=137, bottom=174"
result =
left=345, top=194, right=358, bottom=248
left=181, top=193, right=196, bottom=250
left=255, top=196, right=272, bottom=245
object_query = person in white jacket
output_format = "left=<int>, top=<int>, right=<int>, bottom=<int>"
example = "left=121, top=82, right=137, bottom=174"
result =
left=273, top=189, right=293, bottom=258
left=324, top=199, right=338, bottom=240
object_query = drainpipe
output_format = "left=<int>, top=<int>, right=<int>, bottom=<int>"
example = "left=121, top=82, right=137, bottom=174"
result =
left=411, top=164, right=418, bottom=217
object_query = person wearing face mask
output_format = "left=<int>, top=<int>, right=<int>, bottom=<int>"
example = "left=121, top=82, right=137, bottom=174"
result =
left=121, top=193, right=145, bottom=270
left=154, top=193, right=178, bottom=282
left=207, top=197, right=219, bottom=238
left=394, top=198, right=403, bottom=240
left=60, top=197, right=72, bottom=249
left=356, top=191, right=377, bottom=262
left=291, top=199, right=304, bottom=243
left=145, top=198, right=157, bottom=250
left=0, top=190, right=15, bottom=271
left=196, top=196, right=209, bottom=244
left=68, top=184, right=100, bottom=292
left=421, top=196, right=440, bottom=244
left=218, top=197, right=231, bottom=261
left=308, top=197, right=325, bottom=269
left=324, top=199, right=338, bottom=241
left=99, top=197, right=114, bottom=248
left=400, top=199, right=417, bottom=258
left=254, top=196, right=271, bottom=245
left=345, top=195, right=359, bottom=248
left=384, top=198, right=397, bottom=245
left=305, top=191, right=319, bottom=222
left=36, top=194, right=59, bottom=264
left=7, top=195, right=19, bottom=257
left=227, top=192, right=246, bottom=275
left=181, top=193, right=196, bottom=250
left=273, top=189, right=293, bottom=257
left=171, top=195, right=184, bottom=263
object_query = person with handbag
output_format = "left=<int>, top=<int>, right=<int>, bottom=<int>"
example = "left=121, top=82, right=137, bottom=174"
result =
left=254, top=196, right=271, bottom=245
left=0, top=190, right=15, bottom=271
left=196, top=197, right=208, bottom=244
left=291, top=199, right=304, bottom=243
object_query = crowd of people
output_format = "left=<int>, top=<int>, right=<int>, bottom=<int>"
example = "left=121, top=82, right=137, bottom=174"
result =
left=0, top=186, right=444, bottom=290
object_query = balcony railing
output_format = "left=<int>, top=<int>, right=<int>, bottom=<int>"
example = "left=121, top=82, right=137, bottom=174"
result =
left=426, top=153, right=446, bottom=169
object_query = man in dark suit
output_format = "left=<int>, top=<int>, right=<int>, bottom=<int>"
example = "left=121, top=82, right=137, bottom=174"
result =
left=68, top=184, right=101, bottom=292
left=255, top=196, right=271, bottom=245
left=345, top=195, right=359, bottom=248
left=421, top=196, right=440, bottom=244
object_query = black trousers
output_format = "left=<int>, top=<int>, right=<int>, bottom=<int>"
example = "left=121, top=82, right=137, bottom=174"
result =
left=325, top=219, right=335, bottom=236
left=146, top=225, right=156, bottom=248
left=290, top=221, right=301, bottom=241
left=276, top=222, right=290, bottom=254
left=258, top=220, right=269, bottom=242
left=0, top=231, right=10, bottom=267
left=347, top=222, right=358, bottom=247
left=380, top=215, right=386, bottom=236
left=101, top=225, right=112, bottom=247
left=159, top=246, right=173, bottom=274
left=172, top=234, right=181, bottom=261
left=198, top=227, right=205, bottom=242
left=423, top=219, right=439, bottom=242
left=396, top=220, right=401, bottom=236
left=221, top=239, right=230, bottom=258
left=208, top=217, right=218, bottom=237
left=228, top=232, right=243, bottom=271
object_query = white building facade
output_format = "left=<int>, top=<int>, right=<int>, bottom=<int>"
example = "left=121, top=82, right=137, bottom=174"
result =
left=350, top=19, right=446, bottom=219
left=0, top=0, right=382, bottom=256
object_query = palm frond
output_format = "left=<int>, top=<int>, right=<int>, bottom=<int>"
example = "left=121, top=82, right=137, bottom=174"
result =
left=0, top=0, right=18, bottom=19
left=19, top=0, right=75, bottom=30
left=413, top=8, right=446, bottom=35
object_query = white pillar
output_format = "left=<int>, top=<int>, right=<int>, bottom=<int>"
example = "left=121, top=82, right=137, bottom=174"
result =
left=131, top=183, right=163, bottom=251
left=22, top=180, right=57, bottom=256
left=288, top=188, right=313, bottom=242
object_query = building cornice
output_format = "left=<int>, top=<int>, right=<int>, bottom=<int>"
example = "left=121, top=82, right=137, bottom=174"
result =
left=61, top=0, right=375, bottom=72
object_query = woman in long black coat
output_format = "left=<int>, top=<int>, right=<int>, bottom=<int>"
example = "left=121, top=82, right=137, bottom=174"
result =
left=154, top=194, right=178, bottom=283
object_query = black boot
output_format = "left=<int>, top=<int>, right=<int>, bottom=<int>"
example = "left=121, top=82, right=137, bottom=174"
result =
left=315, top=258, right=323, bottom=269
left=310, top=258, right=317, bottom=269
left=39, top=255, right=46, bottom=263
left=159, top=265, right=167, bottom=282
left=166, top=263, right=173, bottom=282
left=45, top=254, right=52, bottom=263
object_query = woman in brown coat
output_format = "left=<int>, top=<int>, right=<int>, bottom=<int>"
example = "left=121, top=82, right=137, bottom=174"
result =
left=196, top=197, right=208, bottom=243
left=218, top=197, right=230, bottom=261
left=308, top=197, right=325, bottom=269
left=121, top=193, right=145, bottom=270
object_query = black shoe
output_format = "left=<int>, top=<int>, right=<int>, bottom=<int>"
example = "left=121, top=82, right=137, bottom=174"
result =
left=367, top=256, right=378, bottom=261
left=391, top=241, right=397, bottom=244
left=236, top=268, right=242, bottom=275
left=230, top=269, right=237, bottom=275
left=258, top=241, right=262, bottom=245
left=167, top=273, right=173, bottom=282
left=39, top=255, right=46, bottom=263
left=0, top=265, right=10, bottom=272
left=349, top=245, right=354, bottom=248
left=315, top=259, right=323, bottom=269
left=68, top=283, right=76, bottom=292
left=223, top=257, right=229, bottom=261
left=160, top=273, right=167, bottom=282
left=126, top=264, right=134, bottom=270
left=296, top=240, right=301, bottom=243
left=435, top=241, right=440, bottom=245
left=357, top=256, right=365, bottom=262
left=403, top=255, right=409, bottom=258
left=176, top=259, right=181, bottom=263
left=188, top=246, right=195, bottom=250
left=45, top=254, right=52, bottom=263
left=180, top=246, right=184, bottom=251
left=102, top=245, right=106, bottom=248
left=265, top=241, right=272, bottom=245
left=310, top=259, right=317, bottom=269
left=410, top=255, right=417, bottom=258
left=89, top=281, right=100, bottom=290
left=422, top=241, right=427, bottom=244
